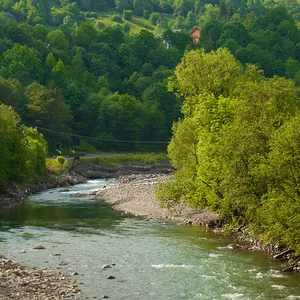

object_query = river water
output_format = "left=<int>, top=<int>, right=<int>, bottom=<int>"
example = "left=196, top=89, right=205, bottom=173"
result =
left=0, top=179, right=300, bottom=300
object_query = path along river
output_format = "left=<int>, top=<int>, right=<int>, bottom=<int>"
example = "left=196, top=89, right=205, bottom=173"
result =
left=1, top=179, right=300, bottom=300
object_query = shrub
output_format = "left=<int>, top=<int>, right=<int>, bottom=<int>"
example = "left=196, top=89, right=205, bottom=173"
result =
left=95, top=21, right=105, bottom=30
left=123, top=10, right=133, bottom=21
left=111, top=14, right=122, bottom=23
left=123, top=22, right=130, bottom=33
left=91, top=12, right=98, bottom=18
left=149, top=12, right=162, bottom=26
left=56, top=155, right=66, bottom=165
left=143, top=10, right=150, bottom=19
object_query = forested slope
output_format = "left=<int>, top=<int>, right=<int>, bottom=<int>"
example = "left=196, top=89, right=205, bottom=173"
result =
left=0, top=0, right=299, bottom=152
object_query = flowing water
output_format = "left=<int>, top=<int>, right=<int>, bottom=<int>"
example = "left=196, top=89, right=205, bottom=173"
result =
left=0, top=179, right=300, bottom=300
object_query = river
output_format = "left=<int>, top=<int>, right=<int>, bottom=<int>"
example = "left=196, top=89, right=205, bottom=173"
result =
left=0, top=179, right=300, bottom=300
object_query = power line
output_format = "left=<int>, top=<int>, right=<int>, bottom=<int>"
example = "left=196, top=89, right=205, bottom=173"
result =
left=36, top=126, right=170, bottom=145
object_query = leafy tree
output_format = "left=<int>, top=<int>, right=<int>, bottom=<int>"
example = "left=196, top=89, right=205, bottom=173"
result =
left=115, top=0, right=133, bottom=12
left=157, top=48, right=300, bottom=254
left=173, top=0, right=194, bottom=17
left=45, top=29, right=69, bottom=50
left=123, top=9, right=133, bottom=20
left=185, top=10, right=196, bottom=30
left=199, top=19, right=223, bottom=51
left=0, top=43, right=43, bottom=85
left=134, top=30, right=159, bottom=61
left=149, top=12, right=162, bottom=25
left=0, top=104, right=47, bottom=192
left=98, top=92, right=143, bottom=140
left=25, top=83, right=71, bottom=149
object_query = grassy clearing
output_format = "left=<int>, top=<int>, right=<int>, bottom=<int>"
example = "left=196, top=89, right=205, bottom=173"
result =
left=72, top=140, right=103, bottom=155
left=89, top=11, right=158, bottom=34
left=48, top=3, right=176, bottom=34
left=79, top=153, right=168, bottom=165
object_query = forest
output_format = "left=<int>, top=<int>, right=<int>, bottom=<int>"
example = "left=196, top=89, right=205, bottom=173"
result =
left=0, top=0, right=300, bottom=252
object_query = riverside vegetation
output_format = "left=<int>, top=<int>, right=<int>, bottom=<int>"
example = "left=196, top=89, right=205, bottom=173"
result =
left=1, top=0, right=300, bottom=268
left=156, top=48, right=300, bottom=261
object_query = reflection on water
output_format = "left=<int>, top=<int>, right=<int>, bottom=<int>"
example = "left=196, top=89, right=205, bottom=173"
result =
left=0, top=179, right=300, bottom=300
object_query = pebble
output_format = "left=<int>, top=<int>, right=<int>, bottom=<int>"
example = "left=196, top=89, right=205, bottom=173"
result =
left=34, top=245, right=46, bottom=249
left=102, top=264, right=112, bottom=269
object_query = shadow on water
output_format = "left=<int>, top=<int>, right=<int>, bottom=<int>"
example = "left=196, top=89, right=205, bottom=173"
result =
left=0, top=180, right=125, bottom=232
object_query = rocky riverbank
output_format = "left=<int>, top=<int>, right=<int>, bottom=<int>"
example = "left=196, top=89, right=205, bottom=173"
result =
left=88, top=173, right=219, bottom=227
left=70, top=159, right=172, bottom=179
left=0, top=255, right=80, bottom=300
left=0, top=172, right=86, bottom=210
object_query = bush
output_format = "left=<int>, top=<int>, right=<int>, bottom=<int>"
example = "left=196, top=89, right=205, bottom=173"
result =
left=149, top=12, right=162, bottom=26
left=85, top=12, right=91, bottom=18
left=56, top=155, right=66, bottom=165
left=32, top=16, right=43, bottom=25
left=143, top=10, right=150, bottom=19
left=123, top=10, right=133, bottom=21
left=90, top=12, right=98, bottom=18
left=123, top=22, right=130, bottom=33
left=111, top=14, right=122, bottom=23
left=95, top=21, right=105, bottom=30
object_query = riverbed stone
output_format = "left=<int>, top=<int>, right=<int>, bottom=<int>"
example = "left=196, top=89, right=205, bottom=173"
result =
left=34, top=245, right=46, bottom=249
left=102, top=264, right=112, bottom=269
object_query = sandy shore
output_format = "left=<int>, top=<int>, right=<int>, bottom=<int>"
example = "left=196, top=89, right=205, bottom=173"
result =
left=90, top=173, right=219, bottom=226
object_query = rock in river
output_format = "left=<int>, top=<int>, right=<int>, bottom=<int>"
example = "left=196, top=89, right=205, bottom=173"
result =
left=34, top=245, right=46, bottom=249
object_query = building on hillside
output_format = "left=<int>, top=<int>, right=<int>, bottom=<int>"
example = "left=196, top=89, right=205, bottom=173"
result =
left=190, top=26, right=201, bottom=43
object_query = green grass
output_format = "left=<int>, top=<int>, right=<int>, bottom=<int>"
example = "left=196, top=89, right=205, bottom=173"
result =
left=72, top=140, right=103, bottom=155
left=79, top=153, right=168, bottom=165
left=88, top=10, right=159, bottom=34
left=49, top=4, right=176, bottom=35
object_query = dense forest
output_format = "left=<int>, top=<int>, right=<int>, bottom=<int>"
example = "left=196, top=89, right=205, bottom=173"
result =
left=0, top=0, right=299, bottom=153
left=1, top=0, right=300, bottom=253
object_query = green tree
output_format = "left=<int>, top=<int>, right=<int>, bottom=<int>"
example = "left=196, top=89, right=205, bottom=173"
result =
left=45, top=29, right=70, bottom=50
left=0, top=43, right=43, bottom=85
left=123, top=9, right=133, bottom=20
left=0, top=104, right=47, bottom=192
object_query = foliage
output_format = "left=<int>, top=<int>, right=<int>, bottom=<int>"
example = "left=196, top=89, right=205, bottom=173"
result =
left=123, top=9, right=133, bottom=20
left=46, top=156, right=68, bottom=174
left=157, top=49, right=300, bottom=254
left=0, top=104, right=47, bottom=192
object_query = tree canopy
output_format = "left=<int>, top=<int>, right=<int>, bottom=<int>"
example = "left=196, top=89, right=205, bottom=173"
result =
left=156, top=48, right=300, bottom=254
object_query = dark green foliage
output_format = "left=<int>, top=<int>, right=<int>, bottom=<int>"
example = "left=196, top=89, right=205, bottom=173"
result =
left=123, top=9, right=133, bottom=20
left=111, top=14, right=123, bottom=22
